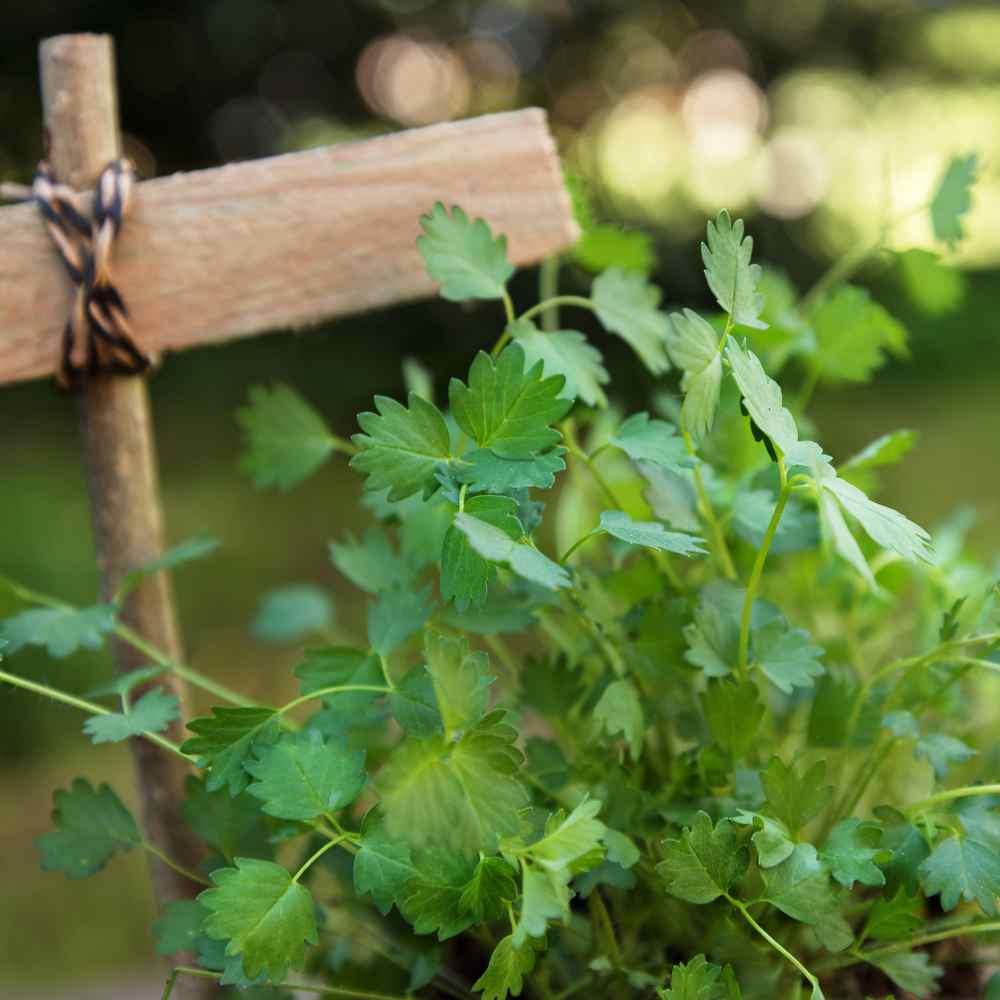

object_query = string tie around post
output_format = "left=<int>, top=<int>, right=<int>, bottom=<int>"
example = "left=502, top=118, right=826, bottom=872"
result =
left=1, top=160, right=151, bottom=388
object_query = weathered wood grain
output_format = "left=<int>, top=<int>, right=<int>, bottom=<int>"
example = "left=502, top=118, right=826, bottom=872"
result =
left=0, top=107, right=577, bottom=385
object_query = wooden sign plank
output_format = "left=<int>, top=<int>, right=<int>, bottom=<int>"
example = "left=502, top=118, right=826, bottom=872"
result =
left=0, top=108, right=577, bottom=385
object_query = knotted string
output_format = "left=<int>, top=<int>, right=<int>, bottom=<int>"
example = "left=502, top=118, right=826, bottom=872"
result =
left=1, top=159, right=151, bottom=388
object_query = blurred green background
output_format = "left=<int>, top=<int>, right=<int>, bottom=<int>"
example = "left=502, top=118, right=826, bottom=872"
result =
left=2, top=0, right=999, bottom=994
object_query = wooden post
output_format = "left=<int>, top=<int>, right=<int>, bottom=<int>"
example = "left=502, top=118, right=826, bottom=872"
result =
left=38, top=35, right=209, bottom=998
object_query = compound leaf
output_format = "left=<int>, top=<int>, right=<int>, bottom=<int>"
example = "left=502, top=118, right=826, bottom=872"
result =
left=83, top=687, right=179, bottom=745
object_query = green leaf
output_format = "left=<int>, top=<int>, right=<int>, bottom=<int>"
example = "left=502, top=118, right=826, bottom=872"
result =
left=510, top=320, right=609, bottom=407
left=473, top=934, right=537, bottom=1000
left=293, top=646, right=386, bottom=732
left=657, top=812, right=749, bottom=904
left=930, top=152, right=978, bottom=248
left=182, top=707, right=280, bottom=795
left=667, top=309, right=723, bottom=439
left=642, top=464, right=700, bottom=533
left=862, top=887, right=923, bottom=942
left=377, top=712, right=528, bottom=856
left=330, top=528, right=408, bottom=594
left=658, top=954, right=736, bottom=1000
left=454, top=512, right=569, bottom=590
left=181, top=776, right=269, bottom=862
left=599, top=510, right=705, bottom=557
left=513, top=862, right=569, bottom=946
left=354, top=816, right=417, bottom=915
left=153, top=899, right=205, bottom=955
left=83, top=687, right=179, bottom=744
left=0, top=603, right=115, bottom=658
left=761, top=756, right=832, bottom=836
left=460, top=856, right=519, bottom=921
left=840, top=430, right=918, bottom=484
left=751, top=620, right=825, bottom=694
left=761, top=843, right=840, bottom=925
left=603, top=828, right=641, bottom=869
left=701, top=680, right=764, bottom=760
left=732, top=489, right=819, bottom=555
left=731, top=811, right=795, bottom=868
left=389, top=667, right=442, bottom=737
left=118, top=534, right=220, bottom=599
left=592, top=267, right=672, bottom=374
left=810, top=286, right=908, bottom=384
left=351, top=393, right=453, bottom=502
left=701, top=210, right=766, bottom=329
left=396, top=844, right=478, bottom=939
left=820, top=818, right=886, bottom=889
left=252, top=586, right=333, bottom=643
left=449, top=345, right=572, bottom=459
left=88, top=665, right=166, bottom=699
left=611, top=412, right=692, bottom=471
left=441, top=496, right=523, bottom=611
left=367, top=585, right=433, bottom=657
left=988, top=971, right=1000, bottom=1000
left=246, top=729, right=365, bottom=821
left=455, top=448, right=567, bottom=492
left=424, top=630, right=493, bottom=735
left=199, top=857, right=318, bottom=981
left=526, top=797, right=606, bottom=871
left=238, top=384, right=334, bottom=491
left=593, top=679, right=644, bottom=760
left=725, top=340, right=797, bottom=456
left=870, top=952, right=943, bottom=999
left=417, top=203, right=514, bottom=301
left=915, top=733, right=976, bottom=779
left=876, top=805, right=930, bottom=897
left=822, top=473, right=933, bottom=565
left=36, top=779, right=140, bottom=878
left=919, top=834, right=1000, bottom=915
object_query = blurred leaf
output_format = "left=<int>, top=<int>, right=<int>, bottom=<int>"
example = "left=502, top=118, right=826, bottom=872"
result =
left=915, top=733, right=976, bottom=779
left=511, top=320, right=609, bottom=407
left=36, top=779, right=140, bottom=878
left=368, top=585, right=433, bottom=656
left=659, top=954, right=737, bottom=1000
left=870, top=951, right=942, bottom=999
left=732, top=490, right=818, bottom=555
left=473, top=934, right=537, bottom=1000
left=701, top=680, right=764, bottom=760
left=83, top=687, right=179, bottom=744
left=153, top=899, right=205, bottom=955
left=761, top=756, right=831, bottom=835
left=862, top=887, right=922, bottom=942
left=702, top=210, right=766, bottom=330
left=330, top=528, right=408, bottom=594
left=252, top=586, right=333, bottom=643
left=181, top=776, right=269, bottom=862
left=354, top=815, right=417, bottom=915
left=820, top=818, right=886, bottom=889
left=423, top=630, right=493, bottom=735
left=894, top=249, right=965, bottom=314
left=0, top=603, right=115, bottom=658
left=668, top=310, right=723, bottom=440
left=417, top=202, right=514, bottom=301
left=238, top=384, right=334, bottom=491
left=731, top=811, right=795, bottom=868
left=593, top=679, right=644, bottom=760
left=930, top=152, right=978, bottom=248
left=592, top=268, right=672, bottom=374
left=751, top=620, right=825, bottom=694
left=199, top=857, right=317, bottom=982
left=88, top=665, right=166, bottom=699
left=611, top=412, right=692, bottom=471
left=118, top=534, right=220, bottom=599
left=574, top=224, right=655, bottom=275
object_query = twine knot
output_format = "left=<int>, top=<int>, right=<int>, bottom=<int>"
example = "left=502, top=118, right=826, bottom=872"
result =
left=3, top=159, right=150, bottom=388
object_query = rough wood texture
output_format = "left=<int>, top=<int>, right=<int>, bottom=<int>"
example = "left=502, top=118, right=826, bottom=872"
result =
left=0, top=106, right=577, bottom=385
left=39, top=34, right=208, bottom=997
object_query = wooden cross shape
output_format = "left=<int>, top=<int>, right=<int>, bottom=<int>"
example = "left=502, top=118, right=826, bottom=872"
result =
left=1, top=33, right=576, bottom=990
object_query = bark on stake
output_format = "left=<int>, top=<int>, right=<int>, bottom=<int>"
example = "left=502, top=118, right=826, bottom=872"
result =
left=38, top=34, right=209, bottom=998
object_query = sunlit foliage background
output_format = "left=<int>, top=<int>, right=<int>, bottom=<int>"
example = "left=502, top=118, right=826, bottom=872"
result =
left=2, top=1, right=998, bottom=994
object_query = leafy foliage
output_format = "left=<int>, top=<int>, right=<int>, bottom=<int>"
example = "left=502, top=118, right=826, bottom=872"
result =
left=22, top=188, right=999, bottom=1000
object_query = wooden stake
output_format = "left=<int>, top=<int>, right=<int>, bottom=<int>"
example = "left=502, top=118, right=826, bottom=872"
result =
left=39, top=34, right=208, bottom=997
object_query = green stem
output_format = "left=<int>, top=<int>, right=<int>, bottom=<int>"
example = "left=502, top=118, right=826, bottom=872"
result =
left=828, top=738, right=897, bottom=833
left=539, top=256, right=561, bottom=331
left=551, top=975, right=594, bottom=1000
left=114, top=623, right=252, bottom=707
left=683, top=431, right=737, bottom=581
left=0, top=668, right=194, bottom=761
left=909, top=783, right=1000, bottom=817
left=560, top=530, right=600, bottom=564
left=590, top=890, right=623, bottom=967
left=293, top=836, right=344, bottom=883
left=738, top=458, right=789, bottom=675
left=727, top=896, right=821, bottom=995
left=329, top=434, right=360, bottom=457
left=519, top=294, right=596, bottom=326
left=164, top=966, right=412, bottom=1000
left=143, top=840, right=212, bottom=887
left=277, top=684, right=392, bottom=718
left=501, top=289, right=516, bottom=325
